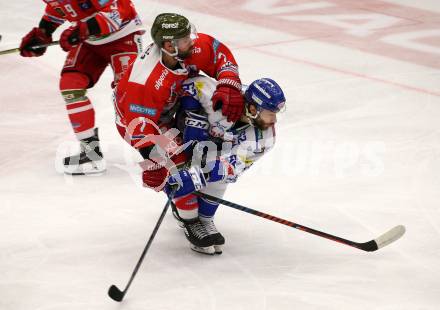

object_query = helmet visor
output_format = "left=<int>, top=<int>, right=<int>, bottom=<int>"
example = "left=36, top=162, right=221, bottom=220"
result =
left=173, top=23, right=198, bottom=50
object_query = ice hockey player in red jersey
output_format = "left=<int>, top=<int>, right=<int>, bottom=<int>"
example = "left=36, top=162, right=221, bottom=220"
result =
left=19, top=0, right=144, bottom=175
left=114, top=13, right=245, bottom=189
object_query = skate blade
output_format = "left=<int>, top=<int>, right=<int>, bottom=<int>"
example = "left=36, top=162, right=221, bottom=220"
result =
left=190, top=244, right=215, bottom=255
left=64, top=160, right=106, bottom=175
left=214, top=244, right=223, bottom=255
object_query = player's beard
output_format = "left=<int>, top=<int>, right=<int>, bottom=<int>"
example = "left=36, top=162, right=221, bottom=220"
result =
left=253, top=117, right=274, bottom=130
left=177, top=46, right=193, bottom=59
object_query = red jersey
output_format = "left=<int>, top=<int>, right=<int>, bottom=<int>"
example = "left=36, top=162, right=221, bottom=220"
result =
left=114, top=33, right=240, bottom=150
left=41, top=0, right=143, bottom=44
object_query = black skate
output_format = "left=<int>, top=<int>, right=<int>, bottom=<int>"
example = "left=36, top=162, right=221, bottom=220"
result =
left=63, top=128, right=106, bottom=175
left=200, top=216, right=225, bottom=254
left=182, top=218, right=216, bottom=255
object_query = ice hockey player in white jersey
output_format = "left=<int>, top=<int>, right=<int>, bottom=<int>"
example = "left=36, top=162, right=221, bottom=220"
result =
left=164, top=75, right=286, bottom=255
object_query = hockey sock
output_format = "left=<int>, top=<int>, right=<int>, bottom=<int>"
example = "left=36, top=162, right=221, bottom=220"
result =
left=173, top=194, right=199, bottom=220
left=198, top=196, right=219, bottom=218
left=60, top=72, right=95, bottom=140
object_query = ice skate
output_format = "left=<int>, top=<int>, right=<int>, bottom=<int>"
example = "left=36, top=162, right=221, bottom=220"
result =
left=200, top=216, right=225, bottom=254
left=182, top=218, right=216, bottom=255
left=63, top=128, right=106, bottom=175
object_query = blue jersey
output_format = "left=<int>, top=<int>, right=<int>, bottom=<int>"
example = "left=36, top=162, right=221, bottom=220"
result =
left=180, top=75, right=276, bottom=181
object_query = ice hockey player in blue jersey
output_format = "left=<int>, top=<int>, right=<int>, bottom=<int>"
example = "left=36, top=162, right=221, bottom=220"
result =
left=165, top=76, right=286, bottom=255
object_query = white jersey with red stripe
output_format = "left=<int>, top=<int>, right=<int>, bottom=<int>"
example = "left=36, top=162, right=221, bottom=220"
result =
left=42, top=0, right=144, bottom=45
left=181, top=76, right=277, bottom=179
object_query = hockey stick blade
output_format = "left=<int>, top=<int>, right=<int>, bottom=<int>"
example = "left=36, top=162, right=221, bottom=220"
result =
left=107, top=190, right=176, bottom=302
left=194, top=192, right=406, bottom=252
left=108, top=285, right=124, bottom=302
left=358, top=225, right=406, bottom=252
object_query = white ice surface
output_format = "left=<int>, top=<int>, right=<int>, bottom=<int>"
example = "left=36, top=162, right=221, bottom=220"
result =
left=1, top=1, right=440, bottom=309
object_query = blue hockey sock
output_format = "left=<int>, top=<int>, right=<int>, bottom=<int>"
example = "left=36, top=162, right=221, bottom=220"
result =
left=198, top=196, right=219, bottom=218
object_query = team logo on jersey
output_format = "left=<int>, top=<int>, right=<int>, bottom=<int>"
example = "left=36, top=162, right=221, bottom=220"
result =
left=218, top=61, right=239, bottom=76
left=182, top=82, right=197, bottom=97
left=129, top=104, right=157, bottom=116
left=155, top=69, right=169, bottom=90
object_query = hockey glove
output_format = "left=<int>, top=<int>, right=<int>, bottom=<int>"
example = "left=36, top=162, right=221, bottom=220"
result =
left=60, top=23, right=89, bottom=52
left=19, top=28, right=52, bottom=57
left=212, top=77, right=244, bottom=123
left=140, top=142, right=189, bottom=192
left=165, top=166, right=207, bottom=198
left=142, top=160, right=170, bottom=192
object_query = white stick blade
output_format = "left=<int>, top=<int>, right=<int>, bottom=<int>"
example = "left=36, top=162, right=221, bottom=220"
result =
left=374, top=225, right=406, bottom=249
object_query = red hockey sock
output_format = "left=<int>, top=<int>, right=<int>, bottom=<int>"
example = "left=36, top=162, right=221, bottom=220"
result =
left=60, top=72, right=95, bottom=140
left=173, top=194, right=199, bottom=220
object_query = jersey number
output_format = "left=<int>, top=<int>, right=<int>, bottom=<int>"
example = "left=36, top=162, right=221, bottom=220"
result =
left=64, top=4, right=78, bottom=17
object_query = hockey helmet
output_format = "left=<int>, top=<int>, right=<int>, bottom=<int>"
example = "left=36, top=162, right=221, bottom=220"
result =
left=244, top=78, right=286, bottom=113
left=151, top=13, right=192, bottom=46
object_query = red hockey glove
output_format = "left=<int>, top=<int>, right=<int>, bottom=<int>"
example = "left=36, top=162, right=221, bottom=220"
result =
left=19, top=27, right=52, bottom=57
left=142, top=162, right=170, bottom=192
left=60, top=23, right=89, bottom=52
left=212, top=78, right=245, bottom=122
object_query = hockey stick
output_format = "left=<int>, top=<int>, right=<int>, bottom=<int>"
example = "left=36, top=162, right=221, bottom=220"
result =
left=108, top=189, right=176, bottom=302
left=0, top=40, right=59, bottom=56
left=194, top=192, right=405, bottom=252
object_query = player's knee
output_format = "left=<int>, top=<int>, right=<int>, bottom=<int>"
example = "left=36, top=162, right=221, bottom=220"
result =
left=59, top=72, right=90, bottom=104
left=61, top=88, right=88, bottom=105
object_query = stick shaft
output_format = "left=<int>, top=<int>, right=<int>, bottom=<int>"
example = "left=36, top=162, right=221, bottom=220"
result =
left=0, top=40, right=59, bottom=56
left=124, top=197, right=171, bottom=295
left=194, top=192, right=370, bottom=251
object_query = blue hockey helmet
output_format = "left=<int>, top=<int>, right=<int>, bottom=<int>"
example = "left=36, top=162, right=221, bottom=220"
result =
left=244, top=78, right=286, bottom=113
